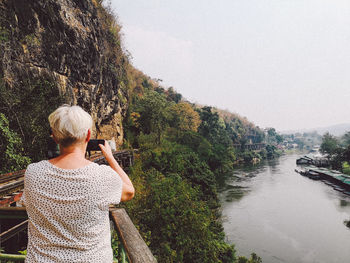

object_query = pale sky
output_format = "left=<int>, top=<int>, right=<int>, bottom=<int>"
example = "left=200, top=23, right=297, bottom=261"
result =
left=110, top=0, right=350, bottom=131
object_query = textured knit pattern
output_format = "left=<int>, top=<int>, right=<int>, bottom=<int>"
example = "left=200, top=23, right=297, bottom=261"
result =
left=20, top=160, right=123, bottom=263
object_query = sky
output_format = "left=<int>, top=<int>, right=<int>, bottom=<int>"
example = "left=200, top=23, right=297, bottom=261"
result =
left=110, top=0, right=350, bottom=131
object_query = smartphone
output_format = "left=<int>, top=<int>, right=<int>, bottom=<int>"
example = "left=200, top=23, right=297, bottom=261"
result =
left=87, top=139, right=105, bottom=151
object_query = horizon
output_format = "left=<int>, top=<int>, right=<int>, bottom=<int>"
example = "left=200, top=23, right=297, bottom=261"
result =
left=111, top=0, right=350, bottom=131
left=281, top=122, right=350, bottom=135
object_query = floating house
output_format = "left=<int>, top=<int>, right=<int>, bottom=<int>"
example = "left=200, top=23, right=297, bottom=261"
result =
left=296, top=156, right=314, bottom=165
left=297, top=166, right=350, bottom=193
left=296, top=155, right=329, bottom=167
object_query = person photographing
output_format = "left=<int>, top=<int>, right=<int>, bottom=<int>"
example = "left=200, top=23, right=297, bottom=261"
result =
left=21, top=105, right=135, bottom=263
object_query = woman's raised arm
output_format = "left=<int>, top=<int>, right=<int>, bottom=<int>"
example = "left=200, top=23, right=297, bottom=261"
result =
left=99, top=141, right=135, bottom=201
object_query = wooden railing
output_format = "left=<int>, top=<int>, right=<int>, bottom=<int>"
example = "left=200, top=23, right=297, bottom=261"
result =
left=0, top=207, right=157, bottom=263
left=233, top=143, right=266, bottom=151
left=110, top=208, right=157, bottom=263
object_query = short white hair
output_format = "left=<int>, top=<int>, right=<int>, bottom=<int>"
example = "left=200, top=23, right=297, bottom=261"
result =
left=48, top=105, right=92, bottom=147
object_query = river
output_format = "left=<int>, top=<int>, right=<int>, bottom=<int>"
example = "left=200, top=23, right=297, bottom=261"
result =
left=219, top=154, right=350, bottom=263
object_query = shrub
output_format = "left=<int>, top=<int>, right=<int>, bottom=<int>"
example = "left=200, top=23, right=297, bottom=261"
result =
left=0, top=113, right=31, bottom=173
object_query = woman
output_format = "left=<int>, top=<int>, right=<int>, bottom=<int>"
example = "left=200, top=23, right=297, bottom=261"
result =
left=21, top=105, right=135, bottom=263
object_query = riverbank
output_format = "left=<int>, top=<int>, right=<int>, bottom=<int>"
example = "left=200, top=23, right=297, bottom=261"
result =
left=234, top=148, right=283, bottom=166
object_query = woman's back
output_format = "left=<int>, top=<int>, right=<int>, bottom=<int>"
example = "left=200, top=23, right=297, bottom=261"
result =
left=22, top=160, right=122, bottom=263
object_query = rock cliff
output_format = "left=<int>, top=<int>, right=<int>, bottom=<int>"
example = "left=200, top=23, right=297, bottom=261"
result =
left=0, top=0, right=129, bottom=147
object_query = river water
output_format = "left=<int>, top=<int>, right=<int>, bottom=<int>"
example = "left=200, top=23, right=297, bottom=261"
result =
left=219, top=154, right=350, bottom=263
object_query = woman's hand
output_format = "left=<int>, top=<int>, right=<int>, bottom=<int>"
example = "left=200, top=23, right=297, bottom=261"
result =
left=99, top=140, right=114, bottom=161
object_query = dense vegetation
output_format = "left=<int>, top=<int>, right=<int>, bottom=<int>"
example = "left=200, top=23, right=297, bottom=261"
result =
left=116, top=67, right=281, bottom=262
left=282, top=131, right=322, bottom=152
left=321, top=131, right=350, bottom=230
left=320, top=131, right=350, bottom=174
left=0, top=79, right=64, bottom=173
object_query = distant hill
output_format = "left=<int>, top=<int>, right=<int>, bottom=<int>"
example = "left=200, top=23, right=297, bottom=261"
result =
left=282, top=123, right=350, bottom=136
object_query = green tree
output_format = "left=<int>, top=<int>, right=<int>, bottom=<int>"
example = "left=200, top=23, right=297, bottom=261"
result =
left=341, top=131, right=350, bottom=147
left=267, top=128, right=277, bottom=137
left=275, top=134, right=283, bottom=144
left=237, top=253, right=262, bottom=263
left=320, top=132, right=339, bottom=157
left=128, top=171, right=236, bottom=263
left=343, top=145, right=350, bottom=163
left=197, top=107, right=223, bottom=142
left=0, top=113, right=31, bottom=173
left=266, top=144, right=278, bottom=159
left=266, top=127, right=282, bottom=144
left=170, top=102, right=201, bottom=132
left=134, top=90, right=170, bottom=144
left=142, top=144, right=217, bottom=203
left=342, top=162, right=350, bottom=175
left=197, top=107, right=235, bottom=172
left=166, top=87, right=182, bottom=103
left=0, top=79, right=64, bottom=162
left=175, top=131, right=213, bottom=162
left=252, top=129, right=265, bottom=144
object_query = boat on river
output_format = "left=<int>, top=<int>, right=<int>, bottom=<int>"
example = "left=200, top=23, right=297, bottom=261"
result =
left=295, top=168, right=321, bottom=180
left=296, top=155, right=329, bottom=167
left=295, top=166, right=350, bottom=192
left=296, top=156, right=313, bottom=165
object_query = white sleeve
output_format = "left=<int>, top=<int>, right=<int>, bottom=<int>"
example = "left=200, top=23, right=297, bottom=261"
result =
left=98, top=165, right=123, bottom=210
left=19, top=164, right=32, bottom=207
left=19, top=191, right=26, bottom=206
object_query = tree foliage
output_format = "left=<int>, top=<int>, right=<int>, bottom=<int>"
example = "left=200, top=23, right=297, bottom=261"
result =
left=237, top=253, right=262, bottom=263
left=319, top=133, right=350, bottom=171
left=0, top=78, right=64, bottom=164
left=341, top=131, right=350, bottom=147
left=133, top=90, right=170, bottom=144
left=123, top=85, right=269, bottom=262
left=166, top=87, right=182, bottom=103
left=266, top=128, right=283, bottom=144
left=125, top=141, right=236, bottom=262
left=170, top=102, right=201, bottom=132
left=142, top=173, right=233, bottom=262
left=320, top=132, right=339, bottom=157
left=0, top=113, right=31, bottom=173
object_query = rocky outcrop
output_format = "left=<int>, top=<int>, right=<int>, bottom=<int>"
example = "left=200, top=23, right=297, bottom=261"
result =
left=0, top=0, right=129, bottom=145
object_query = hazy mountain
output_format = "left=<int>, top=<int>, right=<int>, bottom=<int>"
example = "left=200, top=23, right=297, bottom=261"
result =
left=282, top=123, right=350, bottom=136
